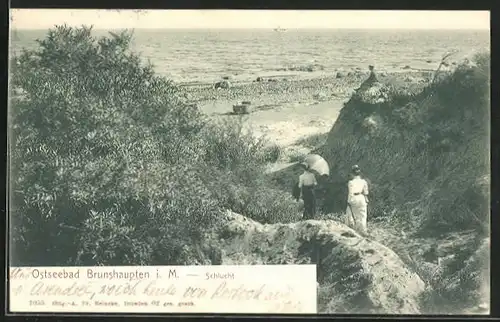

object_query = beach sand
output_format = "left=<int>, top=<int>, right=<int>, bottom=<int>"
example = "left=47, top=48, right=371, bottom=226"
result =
left=182, top=70, right=432, bottom=166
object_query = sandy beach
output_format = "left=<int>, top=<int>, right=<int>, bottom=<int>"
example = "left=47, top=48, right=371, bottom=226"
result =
left=181, top=69, right=432, bottom=169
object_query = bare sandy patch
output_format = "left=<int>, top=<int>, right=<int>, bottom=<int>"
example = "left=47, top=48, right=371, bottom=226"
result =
left=201, top=99, right=343, bottom=146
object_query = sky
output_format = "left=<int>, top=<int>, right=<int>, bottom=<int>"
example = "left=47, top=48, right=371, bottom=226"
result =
left=10, top=9, right=490, bottom=30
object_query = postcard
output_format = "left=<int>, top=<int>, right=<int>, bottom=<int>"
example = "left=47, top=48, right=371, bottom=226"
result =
left=8, top=9, right=490, bottom=315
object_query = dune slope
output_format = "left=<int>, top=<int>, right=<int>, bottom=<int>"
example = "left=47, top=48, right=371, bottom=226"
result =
left=319, top=57, right=489, bottom=233
left=206, top=211, right=425, bottom=314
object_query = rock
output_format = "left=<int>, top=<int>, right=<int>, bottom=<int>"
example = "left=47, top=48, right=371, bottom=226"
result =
left=212, top=211, right=425, bottom=314
left=256, top=77, right=264, bottom=82
left=222, top=76, right=231, bottom=80
left=403, top=65, right=412, bottom=70
left=426, top=60, right=433, bottom=63
left=313, top=92, right=328, bottom=101
left=336, top=72, right=344, bottom=79
left=214, top=80, right=231, bottom=89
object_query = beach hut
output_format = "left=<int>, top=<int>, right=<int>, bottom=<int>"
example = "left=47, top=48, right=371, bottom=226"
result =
left=233, top=101, right=253, bottom=114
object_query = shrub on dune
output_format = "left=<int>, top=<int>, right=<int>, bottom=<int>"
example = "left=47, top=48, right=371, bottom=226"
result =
left=10, top=26, right=220, bottom=266
left=9, top=26, right=301, bottom=266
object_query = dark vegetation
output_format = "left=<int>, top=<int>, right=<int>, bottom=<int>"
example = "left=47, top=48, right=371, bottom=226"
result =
left=319, top=52, right=489, bottom=235
left=9, top=26, right=298, bottom=266
left=315, top=52, right=490, bottom=313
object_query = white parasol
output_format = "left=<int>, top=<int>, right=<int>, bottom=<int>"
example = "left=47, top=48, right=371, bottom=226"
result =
left=303, top=154, right=330, bottom=177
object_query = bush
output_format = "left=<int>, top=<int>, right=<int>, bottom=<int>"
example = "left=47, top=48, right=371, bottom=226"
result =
left=320, top=52, right=490, bottom=233
left=10, top=25, right=298, bottom=266
left=201, top=116, right=268, bottom=171
left=200, top=117, right=301, bottom=224
left=10, top=25, right=220, bottom=266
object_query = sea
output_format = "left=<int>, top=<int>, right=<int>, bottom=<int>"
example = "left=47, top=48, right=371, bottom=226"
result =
left=9, top=28, right=490, bottom=84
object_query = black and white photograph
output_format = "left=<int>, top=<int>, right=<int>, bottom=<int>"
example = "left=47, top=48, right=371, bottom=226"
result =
left=8, top=9, right=490, bottom=315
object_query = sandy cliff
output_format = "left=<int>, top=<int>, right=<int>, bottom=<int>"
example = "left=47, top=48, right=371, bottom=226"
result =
left=204, top=211, right=426, bottom=314
left=320, top=61, right=489, bottom=229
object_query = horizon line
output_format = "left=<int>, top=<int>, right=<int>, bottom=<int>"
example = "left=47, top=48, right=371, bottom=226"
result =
left=11, top=26, right=490, bottom=31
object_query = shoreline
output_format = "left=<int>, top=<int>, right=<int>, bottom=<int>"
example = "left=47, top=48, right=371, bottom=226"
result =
left=181, top=69, right=434, bottom=108
left=177, top=67, right=438, bottom=87
left=169, top=58, right=463, bottom=86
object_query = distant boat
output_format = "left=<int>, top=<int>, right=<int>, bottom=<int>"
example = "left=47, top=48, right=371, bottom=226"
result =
left=274, top=27, right=287, bottom=32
